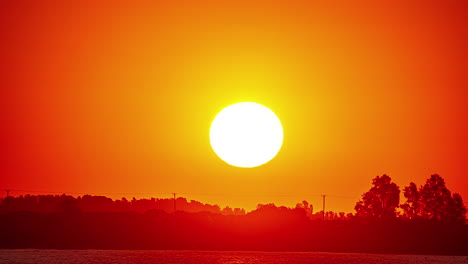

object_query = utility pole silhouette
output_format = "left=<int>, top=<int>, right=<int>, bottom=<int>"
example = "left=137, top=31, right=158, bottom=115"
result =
left=5, top=189, right=10, bottom=197
left=322, top=195, right=326, bottom=221
left=172, top=193, right=177, bottom=214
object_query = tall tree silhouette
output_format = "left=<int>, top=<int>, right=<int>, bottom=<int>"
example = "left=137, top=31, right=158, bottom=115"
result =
left=451, top=193, right=466, bottom=223
left=401, top=182, right=421, bottom=219
left=402, top=174, right=466, bottom=223
left=355, top=174, right=400, bottom=219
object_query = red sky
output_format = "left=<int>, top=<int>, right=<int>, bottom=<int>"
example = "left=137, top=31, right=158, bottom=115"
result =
left=1, top=0, right=467, bottom=212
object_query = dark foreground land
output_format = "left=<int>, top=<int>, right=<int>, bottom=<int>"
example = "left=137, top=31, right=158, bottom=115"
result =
left=1, top=209, right=467, bottom=255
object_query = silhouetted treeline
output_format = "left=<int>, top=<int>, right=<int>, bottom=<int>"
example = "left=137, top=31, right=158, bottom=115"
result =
left=0, top=195, right=245, bottom=215
left=355, top=174, right=466, bottom=224
left=0, top=174, right=466, bottom=254
left=0, top=203, right=466, bottom=254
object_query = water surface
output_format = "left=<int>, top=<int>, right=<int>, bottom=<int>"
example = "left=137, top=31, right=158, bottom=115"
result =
left=0, top=250, right=466, bottom=264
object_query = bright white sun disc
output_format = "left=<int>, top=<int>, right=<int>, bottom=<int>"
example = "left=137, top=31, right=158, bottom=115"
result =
left=210, top=102, right=283, bottom=168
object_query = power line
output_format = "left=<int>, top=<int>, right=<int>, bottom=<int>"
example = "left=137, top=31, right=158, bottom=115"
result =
left=1, top=189, right=175, bottom=197
left=180, top=192, right=358, bottom=199
left=1, top=188, right=361, bottom=216
left=1, top=189, right=359, bottom=200
left=327, top=195, right=358, bottom=199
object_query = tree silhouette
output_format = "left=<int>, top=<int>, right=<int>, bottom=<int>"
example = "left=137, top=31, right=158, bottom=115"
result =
left=355, top=174, right=400, bottom=219
left=451, top=193, right=467, bottom=223
left=402, top=174, right=466, bottom=223
left=0, top=192, right=467, bottom=253
left=401, top=182, right=421, bottom=220
left=58, top=197, right=81, bottom=215
left=295, top=200, right=313, bottom=218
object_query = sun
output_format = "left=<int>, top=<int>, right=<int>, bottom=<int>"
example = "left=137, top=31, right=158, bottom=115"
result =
left=210, top=102, right=284, bottom=168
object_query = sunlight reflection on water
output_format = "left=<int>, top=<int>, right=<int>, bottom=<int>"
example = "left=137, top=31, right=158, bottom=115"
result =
left=0, top=250, right=466, bottom=264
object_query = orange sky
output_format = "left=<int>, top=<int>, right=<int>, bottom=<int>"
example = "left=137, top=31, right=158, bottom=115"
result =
left=1, top=0, right=467, bottom=213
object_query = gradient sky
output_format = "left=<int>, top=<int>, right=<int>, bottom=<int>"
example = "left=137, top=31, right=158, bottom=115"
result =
left=1, top=0, right=467, bottom=213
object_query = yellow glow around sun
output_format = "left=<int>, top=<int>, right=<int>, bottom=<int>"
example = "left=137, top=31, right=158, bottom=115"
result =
left=210, top=102, right=283, bottom=168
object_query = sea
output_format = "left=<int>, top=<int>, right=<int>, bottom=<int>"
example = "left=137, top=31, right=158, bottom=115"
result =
left=0, top=250, right=466, bottom=264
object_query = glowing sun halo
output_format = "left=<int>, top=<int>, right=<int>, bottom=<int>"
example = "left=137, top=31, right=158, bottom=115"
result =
left=210, top=102, right=284, bottom=168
